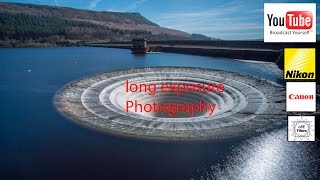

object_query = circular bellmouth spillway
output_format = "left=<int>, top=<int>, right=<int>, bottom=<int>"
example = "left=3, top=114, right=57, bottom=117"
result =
left=54, top=67, right=286, bottom=141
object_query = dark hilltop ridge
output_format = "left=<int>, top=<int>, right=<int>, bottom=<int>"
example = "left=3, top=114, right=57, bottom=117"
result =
left=0, top=2, right=212, bottom=47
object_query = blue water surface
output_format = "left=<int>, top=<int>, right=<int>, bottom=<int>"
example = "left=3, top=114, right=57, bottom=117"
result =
left=1, top=47, right=314, bottom=180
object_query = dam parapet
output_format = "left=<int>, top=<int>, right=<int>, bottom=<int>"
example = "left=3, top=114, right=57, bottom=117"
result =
left=87, top=42, right=281, bottom=62
left=86, top=40, right=315, bottom=64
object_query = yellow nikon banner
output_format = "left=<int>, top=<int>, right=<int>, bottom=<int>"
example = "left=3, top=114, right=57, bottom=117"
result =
left=284, top=48, right=315, bottom=80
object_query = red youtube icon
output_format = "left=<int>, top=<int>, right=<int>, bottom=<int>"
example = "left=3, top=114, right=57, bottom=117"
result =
left=286, top=11, right=313, bottom=29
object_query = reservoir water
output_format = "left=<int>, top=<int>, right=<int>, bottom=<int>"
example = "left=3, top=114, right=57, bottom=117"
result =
left=0, top=47, right=318, bottom=179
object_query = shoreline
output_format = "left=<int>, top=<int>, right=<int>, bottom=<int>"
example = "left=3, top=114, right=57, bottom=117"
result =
left=84, top=40, right=316, bottom=65
left=1, top=40, right=316, bottom=66
left=0, top=43, right=280, bottom=63
left=85, top=43, right=281, bottom=63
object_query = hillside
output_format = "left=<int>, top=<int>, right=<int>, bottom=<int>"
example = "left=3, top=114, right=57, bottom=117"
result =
left=0, top=2, right=199, bottom=47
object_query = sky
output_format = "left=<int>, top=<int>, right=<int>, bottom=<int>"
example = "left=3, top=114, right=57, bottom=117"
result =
left=1, top=0, right=319, bottom=40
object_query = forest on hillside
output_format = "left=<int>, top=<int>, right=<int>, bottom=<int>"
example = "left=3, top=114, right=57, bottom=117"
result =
left=0, top=13, right=159, bottom=47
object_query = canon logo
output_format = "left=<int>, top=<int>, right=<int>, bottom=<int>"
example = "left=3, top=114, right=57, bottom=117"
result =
left=267, top=11, right=313, bottom=29
left=289, top=94, right=314, bottom=100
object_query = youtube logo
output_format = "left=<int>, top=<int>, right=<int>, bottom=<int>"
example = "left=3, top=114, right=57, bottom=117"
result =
left=286, top=11, right=313, bottom=29
left=264, top=3, right=316, bottom=42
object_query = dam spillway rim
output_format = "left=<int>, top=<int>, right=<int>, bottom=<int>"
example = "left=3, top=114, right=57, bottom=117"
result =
left=54, top=66, right=286, bottom=142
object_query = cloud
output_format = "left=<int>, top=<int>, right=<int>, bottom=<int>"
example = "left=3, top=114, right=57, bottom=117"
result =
left=160, top=11, right=220, bottom=19
left=89, top=0, right=102, bottom=9
left=124, top=0, right=147, bottom=12
left=169, top=22, right=262, bottom=32
left=157, top=1, right=263, bottom=40
left=54, top=0, right=59, bottom=6
left=110, top=0, right=148, bottom=12
left=160, top=4, right=247, bottom=20
left=106, top=8, right=115, bottom=12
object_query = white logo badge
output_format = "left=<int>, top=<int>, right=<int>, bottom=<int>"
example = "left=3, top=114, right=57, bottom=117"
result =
left=288, top=116, right=315, bottom=141
left=286, top=82, right=316, bottom=112
left=264, top=3, right=316, bottom=42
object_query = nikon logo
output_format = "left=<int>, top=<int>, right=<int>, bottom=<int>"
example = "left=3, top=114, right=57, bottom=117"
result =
left=284, top=48, right=315, bottom=80
left=285, top=70, right=314, bottom=79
